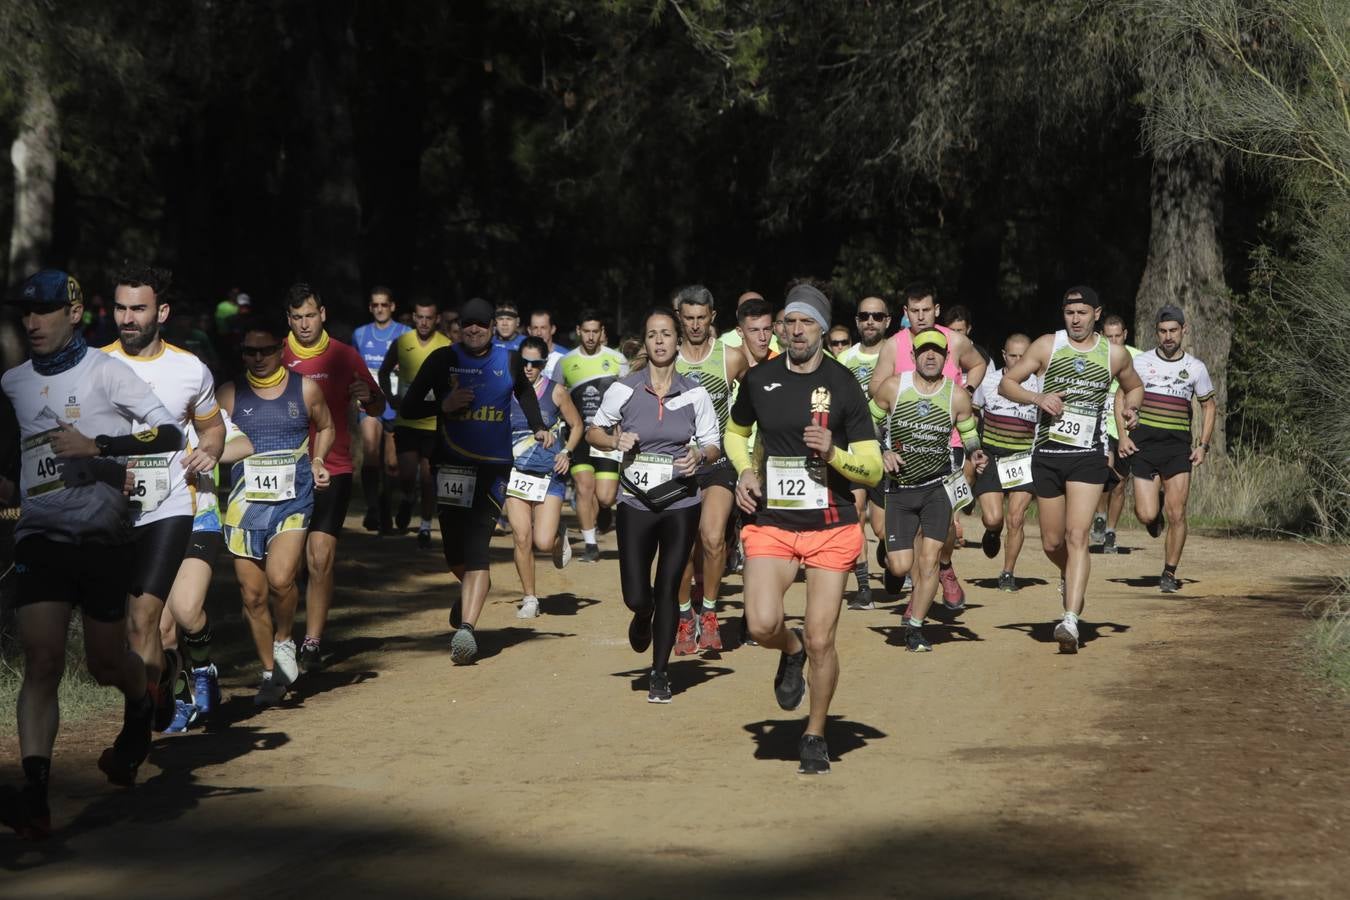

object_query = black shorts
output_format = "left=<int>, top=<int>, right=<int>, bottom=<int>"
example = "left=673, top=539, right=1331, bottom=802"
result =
left=1033, top=451, right=1109, bottom=498
left=884, top=483, right=953, bottom=553
left=1104, top=437, right=1123, bottom=490
left=1129, top=439, right=1192, bottom=480
left=183, top=528, right=224, bottom=564
left=394, top=426, right=437, bottom=458
left=311, top=472, right=354, bottom=537
left=14, top=537, right=132, bottom=623
left=974, top=456, right=1035, bottom=496
left=696, top=457, right=737, bottom=492
left=131, top=515, right=194, bottom=601
left=569, top=442, right=620, bottom=478
left=440, top=465, right=508, bottom=572
left=856, top=483, right=886, bottom=508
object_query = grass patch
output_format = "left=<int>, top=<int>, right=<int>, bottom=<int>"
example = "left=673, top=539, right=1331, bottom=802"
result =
left=0, top=618, right=121, bottom=739
left=1014, top=451, right=1320, bottom=535
left=1307, top=581, right=1350, bottom=694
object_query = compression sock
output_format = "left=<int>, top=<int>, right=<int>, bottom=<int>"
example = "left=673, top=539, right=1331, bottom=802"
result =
left=581, top=528, right=597, bottom=544
left=21, top=756, right=50, bottom=807
left=854, top=561, right=869, bottom=588
left=361, top=464, right=380, bottom=514
left=182, top=620, right=214, bottom=669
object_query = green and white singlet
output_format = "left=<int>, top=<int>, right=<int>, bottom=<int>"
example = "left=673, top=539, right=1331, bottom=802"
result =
left=560, top=345, right=628, bottom=426
left=837, top=342, right=882, bottom=392
left=1035, top=330, right=1112, bottom=455
left=675, top=341, right=732, bottom=434
left=884, top=372, right=956, bottom=488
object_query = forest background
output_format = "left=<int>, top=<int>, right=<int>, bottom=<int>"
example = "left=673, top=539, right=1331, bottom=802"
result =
left=0, top=1, right=1346, bottom=661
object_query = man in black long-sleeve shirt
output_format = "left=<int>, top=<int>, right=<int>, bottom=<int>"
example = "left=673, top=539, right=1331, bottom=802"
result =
left=401, top=297, right=549, bottom=665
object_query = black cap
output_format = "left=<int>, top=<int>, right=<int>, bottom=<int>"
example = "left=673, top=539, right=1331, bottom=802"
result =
left=1062, top=285, right=1101, bottom=309
left=1156, top=304, right=1185, bottom=326
left=10, top=269, right=82, bottom=308
left=460, top=297, right=495, bottom=326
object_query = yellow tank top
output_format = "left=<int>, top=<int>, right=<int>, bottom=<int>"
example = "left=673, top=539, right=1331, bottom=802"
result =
left=394, top=331, right=451, bottom=430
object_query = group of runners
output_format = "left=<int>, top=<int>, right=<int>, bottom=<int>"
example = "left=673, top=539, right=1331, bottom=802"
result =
left=0, top=267, right=1218, bottom=837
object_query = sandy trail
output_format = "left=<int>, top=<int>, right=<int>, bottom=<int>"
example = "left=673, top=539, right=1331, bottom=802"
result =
left=2, top=517, right=1347, bottom=898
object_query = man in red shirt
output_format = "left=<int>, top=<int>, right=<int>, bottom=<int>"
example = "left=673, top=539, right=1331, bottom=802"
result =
left=282, top=283, right=384, bottom=672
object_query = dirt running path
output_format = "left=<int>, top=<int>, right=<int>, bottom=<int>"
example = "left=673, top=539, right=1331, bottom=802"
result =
left=3, top=519, right=1347, bottom=897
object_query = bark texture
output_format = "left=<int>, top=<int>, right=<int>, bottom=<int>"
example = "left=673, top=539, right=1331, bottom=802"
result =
left=1134, top=142, right=1230, bottom=453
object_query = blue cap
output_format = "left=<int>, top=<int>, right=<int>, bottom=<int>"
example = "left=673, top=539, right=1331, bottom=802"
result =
left=10, top=269, right=83, bottom=308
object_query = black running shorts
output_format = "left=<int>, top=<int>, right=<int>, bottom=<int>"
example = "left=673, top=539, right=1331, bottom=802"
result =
left=974, top=456, right=1035, bottom=497
left=440, top=465, right=509, bottom=572
left=394, top=426, right=438, bottom=458
left=14, top=536, right=132, bottom=623
left=183, top=528, right=224, bottom=564
left=131, top=515, right=194, bottom=601
left=1128, top=438, right=1192, bottom=480
left=1032, top=451, right=1109, bottom=498
left=696, top=456, right=737, bottom=492
left=884, top=482, right=952, bottom=553
left=310, top=472, right=353, bottom=537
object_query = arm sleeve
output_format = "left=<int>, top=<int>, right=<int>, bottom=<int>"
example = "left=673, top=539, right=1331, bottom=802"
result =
left=725, top=420, right=752, bottom=474
left=827, top=373, right=882, bottom=485
left=590, top=382, right=631, bottom=429
left=400, top=347, right=451, bottom=420
left=510, top=352, right=547, bottom=433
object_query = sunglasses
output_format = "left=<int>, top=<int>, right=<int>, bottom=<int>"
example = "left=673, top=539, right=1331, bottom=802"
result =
left=829, top=339, right=851, bottom=347
left=522, top=358, right=546, bottom=368
left=241, top=344, right=281, bottom=357
left=856, top=311, right=889, bottom=322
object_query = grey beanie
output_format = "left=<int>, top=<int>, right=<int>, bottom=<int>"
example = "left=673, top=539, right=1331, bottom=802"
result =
left=782, top=284, right=831, bottom=332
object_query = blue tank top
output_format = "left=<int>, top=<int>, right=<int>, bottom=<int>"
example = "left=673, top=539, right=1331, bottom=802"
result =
left=443, top=344, right=517, bottom=465
left=229, top=373, right=314, bottom=492
left=511, top=376, right=561, bottom=474
left=353, top=321, right=408, bottom=421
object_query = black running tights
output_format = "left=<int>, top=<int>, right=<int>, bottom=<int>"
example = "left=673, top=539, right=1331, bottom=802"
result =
left=616, top=502, right=700, bottom=673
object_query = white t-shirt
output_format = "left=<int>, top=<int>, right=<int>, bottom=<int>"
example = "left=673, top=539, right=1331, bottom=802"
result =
left=103, top=341, right=219, bottom=525
left=3, top=348, right=180, bottom=544
left=1131, top=350, right=1215, bottom=438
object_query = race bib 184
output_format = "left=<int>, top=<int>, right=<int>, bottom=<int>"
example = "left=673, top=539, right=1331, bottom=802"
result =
left=996, top=452, right=1033, bottom=489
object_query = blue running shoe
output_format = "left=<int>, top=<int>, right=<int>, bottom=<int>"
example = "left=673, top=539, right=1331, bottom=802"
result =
left=192, top=664, right=220, bottom=717
left=164, top=699, right=199, bottom=734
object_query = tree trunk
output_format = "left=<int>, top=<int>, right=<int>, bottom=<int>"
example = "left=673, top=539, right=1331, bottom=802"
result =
left=283, top=1, right=363, bottom=322
left=1133, top=142, right=1230, bottom=453
left=4, top=73, right=59, bottom=370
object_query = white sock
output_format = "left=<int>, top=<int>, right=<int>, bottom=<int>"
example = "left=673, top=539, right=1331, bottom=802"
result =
left=420, top=517, right=432, bottom=530
left=582, top=528, right=597, bottom=544
left=522, top=594, right=537, bottom=603
left=1064, top=611, right=1079, bottom=624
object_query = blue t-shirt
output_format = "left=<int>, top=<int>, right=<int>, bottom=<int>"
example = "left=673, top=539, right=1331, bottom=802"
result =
left=353, top=320, right=410, bottom=421
left=493, top=333, right=525, bottom=351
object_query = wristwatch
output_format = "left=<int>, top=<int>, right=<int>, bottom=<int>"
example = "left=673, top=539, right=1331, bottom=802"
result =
left=1199, top=442, right=1210, bottom=451
left=95, top=435, right=112, bottom=457
left=558, top=447, right=571, bottom=457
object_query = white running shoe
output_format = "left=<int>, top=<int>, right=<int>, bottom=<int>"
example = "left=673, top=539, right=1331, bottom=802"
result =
left=552, top=524, right=572, bottom=569
left=518, top=596, right=540, bottom=619
left=1054, top=616, right=1080, bottom=654
left=273, top=638, right=300, bottom=683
